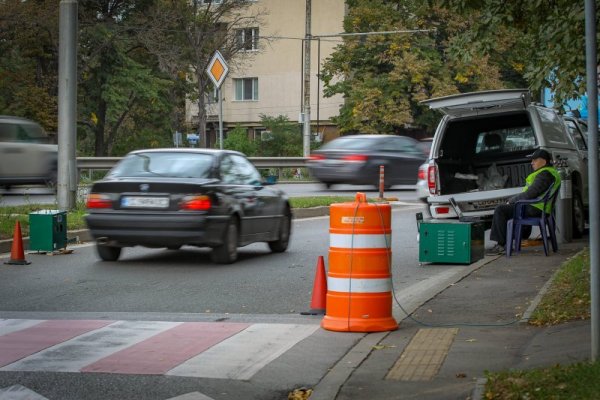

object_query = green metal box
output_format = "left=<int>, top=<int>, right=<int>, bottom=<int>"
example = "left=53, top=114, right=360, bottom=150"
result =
left=419, top=220, right=485, bottom=264
left=29, top=210, right=67, bottom=252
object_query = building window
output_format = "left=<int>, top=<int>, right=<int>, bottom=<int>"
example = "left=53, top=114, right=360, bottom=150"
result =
left=234, top=78, right=258, bottom=101
left=236, top=27, right=259, bottom=51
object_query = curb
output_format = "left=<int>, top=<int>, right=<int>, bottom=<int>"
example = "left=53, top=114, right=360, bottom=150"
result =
left=0, top=229, right=93, bottom=255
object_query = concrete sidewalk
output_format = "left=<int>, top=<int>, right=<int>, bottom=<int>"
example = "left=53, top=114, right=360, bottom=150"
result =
left=313, top=238, right=591, bottom=400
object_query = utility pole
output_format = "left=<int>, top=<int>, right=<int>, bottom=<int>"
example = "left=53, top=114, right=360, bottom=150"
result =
left=584, top=0, right=599, bottom=361
left=302, top=0, right=311, bottom=157
left=57, top=0, right=78, bottom=210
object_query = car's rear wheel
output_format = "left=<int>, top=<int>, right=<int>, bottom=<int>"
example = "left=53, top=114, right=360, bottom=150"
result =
left=212, top=218, right=238, bottom=264
left=572, top=189, right=585, bottom=238
left=268, top=210, right=292, bottom=253
left=97, top=244, right=121, bottom=261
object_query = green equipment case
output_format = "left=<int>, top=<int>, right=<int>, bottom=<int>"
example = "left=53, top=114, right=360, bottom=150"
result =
left=419, top=219, right=485, bottom=264
left=29, top=210, right=67, bottom=252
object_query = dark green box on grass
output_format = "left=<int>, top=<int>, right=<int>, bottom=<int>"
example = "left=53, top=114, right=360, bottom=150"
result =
left=419, top=220, right=485, bottom=264
left=29, top=210, right=67, bottom=252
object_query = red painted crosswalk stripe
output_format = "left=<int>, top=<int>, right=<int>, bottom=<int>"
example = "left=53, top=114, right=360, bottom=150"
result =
left=0, top=320, right=114, bottom=368
left=81, top=322, right=250, bottom=374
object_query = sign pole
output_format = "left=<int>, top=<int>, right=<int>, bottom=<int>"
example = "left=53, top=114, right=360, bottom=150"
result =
left=219, top=88, right=224, bottom=149
left=206, top=51, right=229, bottom=150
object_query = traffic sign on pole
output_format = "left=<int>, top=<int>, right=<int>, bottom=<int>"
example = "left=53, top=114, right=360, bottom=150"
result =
left=206, top=51, right=228, bottom=150
left=206, top=50, right=229, bottom=89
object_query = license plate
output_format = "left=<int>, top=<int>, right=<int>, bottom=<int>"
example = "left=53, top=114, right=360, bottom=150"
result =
left=471, top=198, right=506, bottom=209
left=121, top=196, right=169, bottom=209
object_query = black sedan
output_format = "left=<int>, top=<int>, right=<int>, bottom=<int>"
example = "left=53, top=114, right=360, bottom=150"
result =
left=306, top=134, right=427, bottom=188
left=85, top=148, right=292, bottom=264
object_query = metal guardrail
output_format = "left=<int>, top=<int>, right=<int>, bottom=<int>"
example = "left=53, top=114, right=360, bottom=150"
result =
left=76, top=156, right=309, bottom=171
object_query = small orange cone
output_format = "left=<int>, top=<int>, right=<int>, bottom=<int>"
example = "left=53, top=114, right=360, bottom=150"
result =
left=4, top=221, right=31, bottom=265
left=301, top=256, right=327, bottom=315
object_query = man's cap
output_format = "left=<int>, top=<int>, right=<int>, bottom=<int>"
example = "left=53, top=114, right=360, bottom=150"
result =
left=527, top=148, right=552, bottom=162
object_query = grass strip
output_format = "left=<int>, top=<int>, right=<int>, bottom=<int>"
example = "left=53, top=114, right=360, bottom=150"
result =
left=484, top=247, right=594, bottom=399
left=484, top=361, right=600, bottom=400
left=528, top=248, right=590, bottom=326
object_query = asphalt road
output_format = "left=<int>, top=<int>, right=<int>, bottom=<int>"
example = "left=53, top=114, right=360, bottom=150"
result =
left=0, top=205, right=436, bottom=315
left=2, top=194, right=483, bottom=400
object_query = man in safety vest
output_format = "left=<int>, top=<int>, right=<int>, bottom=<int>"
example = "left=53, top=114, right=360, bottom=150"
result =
left=487, top=148, right=561, bottom=255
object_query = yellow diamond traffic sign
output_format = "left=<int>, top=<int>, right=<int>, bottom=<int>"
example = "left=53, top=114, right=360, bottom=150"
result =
left=206, top=50, right=229, bottom=89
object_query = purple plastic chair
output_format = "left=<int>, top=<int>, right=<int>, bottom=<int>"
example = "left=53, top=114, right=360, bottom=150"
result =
left=506, top=183, right=560, bottom=257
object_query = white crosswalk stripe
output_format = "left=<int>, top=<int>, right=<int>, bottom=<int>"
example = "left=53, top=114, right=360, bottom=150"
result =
left=0, top=320, right=320, bottom=381
left=166, top=323, right=319, bottom=379
left=1, top=320, right=181, bottom=372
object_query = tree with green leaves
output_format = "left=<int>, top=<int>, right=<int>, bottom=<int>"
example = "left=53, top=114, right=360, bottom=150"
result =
left=77, top=0, right=175, bottom=156
left=141, top=0, right=267, bottom=149
left=440, top=0, right=598, bottom=107
left=321, top=0, right=533, bottom=134
left=0, top=0, right=59, bottom=131
left=221, top=125, right=258, bottom=156
left=258, top=115, right=303, bottom=157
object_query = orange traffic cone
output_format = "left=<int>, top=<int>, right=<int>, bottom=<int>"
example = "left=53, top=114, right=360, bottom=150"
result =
left=4, top=221, right=31, bottom=265
left=301, top=256, right=327, bottom=315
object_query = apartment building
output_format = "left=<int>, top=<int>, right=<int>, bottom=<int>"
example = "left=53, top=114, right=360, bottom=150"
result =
left=186, top=0, right=346, bottom=146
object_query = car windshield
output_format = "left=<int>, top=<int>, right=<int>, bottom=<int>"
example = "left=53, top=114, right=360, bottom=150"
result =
left=108, top=152, right=214, bottom=179
left=320, top=137, right=372, bottom=150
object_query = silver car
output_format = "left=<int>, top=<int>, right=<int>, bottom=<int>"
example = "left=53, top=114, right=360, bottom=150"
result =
left=0, top=116, right=57, bottom=189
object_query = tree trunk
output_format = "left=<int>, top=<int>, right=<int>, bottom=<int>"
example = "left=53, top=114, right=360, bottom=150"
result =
left=197, top=77, right=208, bottom=148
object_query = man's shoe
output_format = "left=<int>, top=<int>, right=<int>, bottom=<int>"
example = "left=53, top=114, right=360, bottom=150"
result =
left=486, top=244, right=505, bottom=255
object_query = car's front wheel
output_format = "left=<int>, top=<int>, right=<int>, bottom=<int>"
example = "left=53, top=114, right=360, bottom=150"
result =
left=268, top=210, right=292, bottom=253
left=212, top=218, right=238, bottom=264
left=97, top=244, right=121, bottom=261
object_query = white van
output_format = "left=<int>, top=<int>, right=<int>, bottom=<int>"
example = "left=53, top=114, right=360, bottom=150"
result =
left=420, top=89, right=587, bottom=237
left=0, top=116, right=57, bottom=189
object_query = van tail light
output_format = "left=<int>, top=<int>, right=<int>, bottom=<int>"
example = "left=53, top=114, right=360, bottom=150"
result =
left=427, top=164, right=438, bottom=194
left=180, top=195, right=211, bottom=211
left=86, top=193, right=113, bottom=209
left=434, top=206, right=450, bottom=215
left=343, top=154, right=368, bottom=162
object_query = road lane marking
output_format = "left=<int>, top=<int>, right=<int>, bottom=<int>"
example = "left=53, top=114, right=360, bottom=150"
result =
left=0, top=319, right=44, bottom=336
left=166, top=323, right=319, bottom=379
left=0, top=320, right=114, bottom=368
left=0, top=320, right=179, bottom=372
left=0, top=385, right=49, bottom=400
left=81, top=322, right=249, bottom=374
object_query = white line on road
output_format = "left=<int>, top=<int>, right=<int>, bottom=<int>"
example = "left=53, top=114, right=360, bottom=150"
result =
left=166, top=323, right=319, bottom=380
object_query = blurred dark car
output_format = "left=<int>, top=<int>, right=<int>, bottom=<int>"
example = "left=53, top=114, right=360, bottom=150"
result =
left=85, top=148, right=292, bottom=264
left=417, top=137, right=433, bottom=155
left=306, top=134, right=427, bottom=188
left=0, top=116, right=57, bottom=189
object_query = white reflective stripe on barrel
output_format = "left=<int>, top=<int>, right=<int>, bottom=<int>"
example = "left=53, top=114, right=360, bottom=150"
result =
left=329, top=233, right=391, bottom=249
left=327, top=277, right=392, bottom=293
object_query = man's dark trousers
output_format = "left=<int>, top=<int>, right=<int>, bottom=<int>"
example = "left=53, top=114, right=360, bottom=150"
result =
left=490, top=204, right=542, bottom=246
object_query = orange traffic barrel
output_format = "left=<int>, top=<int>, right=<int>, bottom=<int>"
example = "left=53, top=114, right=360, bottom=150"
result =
left=322, top=193, right=398, bottom=332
